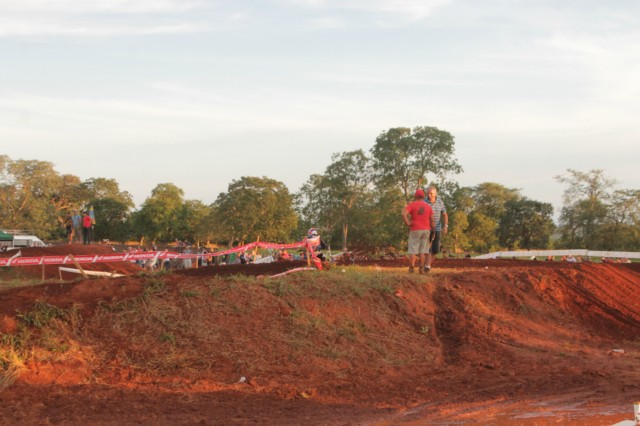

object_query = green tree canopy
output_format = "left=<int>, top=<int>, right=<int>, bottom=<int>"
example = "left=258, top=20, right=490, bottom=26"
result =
left=0, top=156, right=71, bottom=238
left=213, top=176, right=298, bottom=246
left=370, top=126, right=462, bottom=202
left=555, top=169, right=616, bottom=248
left=499, top=198, right=555, bottom=250
left=298, top=150, right=372, bottom=251
left=134, top=183, right=185, bottom=243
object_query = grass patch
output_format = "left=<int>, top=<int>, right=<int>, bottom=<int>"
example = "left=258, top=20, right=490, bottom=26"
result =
left=179, top=290, right=200, bottom=298
left=1, top=301, right=81, bottom=390
left=159, top=332, right=176, bottom=345
left=143, top=277, right=166, bottom=297
left=17, top=301, right=70, bottom=328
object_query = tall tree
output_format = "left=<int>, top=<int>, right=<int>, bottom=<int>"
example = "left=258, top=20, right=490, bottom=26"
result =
left=0, top=157, right=69, bottom=238
left=179, top=200, right=213, bottom=247
left=297, top=173, right=341, bottom=247
left=213, top=176, right=297, bottom=246
left=298, top=150, right=372, bottom=251
left=134, top=183, right=185, bottom=243
left=472, top=182, right=521, bottom=222
left=499, top=198, right=555, bottom=250
left=370, top=126, right=462, bottom=202
left=555, top=169, right=615, bottom=248
left=77, top=177, right=134, bottom=208
left=91, top=198, right=132, bottom=243
left=324, top=150, right=372, bottom=251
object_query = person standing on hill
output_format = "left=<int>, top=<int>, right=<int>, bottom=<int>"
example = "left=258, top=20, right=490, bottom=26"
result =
left=65, top=214, right=74, bottom=244
left=82, top=211, right=92, bottom=245
left=402, top=189, right=435, bottom=274
left=72, top=210, right=82, bottom=243
left=424, top=185, right=448, bottom=272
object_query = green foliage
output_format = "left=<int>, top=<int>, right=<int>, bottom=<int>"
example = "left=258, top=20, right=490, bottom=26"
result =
left=159, top=332, right=176, bottom=345
left=554, top=169, right=639, bottom=250
left=370, top=126, right=463, bottom=202
left=0, top=157, right=68, bottom=238
left=17, top=302, right=69, bottom=328
left=91, top=198, right=132, bottom=243
left=297, top=150, right=373, bottom=251
left=179, top=290, right=200, bottom=298
left=499, top=198, right=555, bottom=250
left=213, top=176, right=298, bottom=245
left=447, top=210, right=470, bottom=253
left=133, top=183, right=185, bottom=242
left=346, top=186, right=406, bottom=250
left=465, top=211, right=499, bottom=253
left=447, top=182, right=556, bottom=253
left=143, top=277, right=166, bottom=297
left=179, top=200, right=213, bottom=246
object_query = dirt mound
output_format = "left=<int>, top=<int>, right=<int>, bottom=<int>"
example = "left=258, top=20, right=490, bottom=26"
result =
left=1, top=259, right=640, bottom=424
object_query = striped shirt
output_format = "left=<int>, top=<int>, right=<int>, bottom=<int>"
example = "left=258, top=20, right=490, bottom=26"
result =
left=425, top=196, right=446, bottom=231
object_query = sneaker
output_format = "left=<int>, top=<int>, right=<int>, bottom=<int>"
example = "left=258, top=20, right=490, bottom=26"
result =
left=408, top=266, right=415, bottom=273
left=424, top=266, right=431, bottom=273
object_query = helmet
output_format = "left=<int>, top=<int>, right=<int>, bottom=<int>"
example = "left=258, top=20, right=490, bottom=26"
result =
left=308, top=228, right=318, bottom=237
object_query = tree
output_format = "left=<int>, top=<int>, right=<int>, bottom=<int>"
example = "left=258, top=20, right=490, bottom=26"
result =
left=213, top=176, right=297, bottom=246
left=324, top=150, right=372, bottom=251
left=77, top=177, right=134, bottom=208
left=471, top=182, right=521, bottom=222
left=594, top=189, right=640, bottom=251
left=370, top=126, right=462, bottom=202
left=0, top=157, right=70, bottom=239
left=448, top=183, right=522, bottom=253
left=465, top=212, right=499, bottom=253
left=499, top=198, right=555, bottom=250
left=134, top=183, right=185, bottom=243
left=91, top=198, right=132, bottom=243
left=447, top=210, right=470, bottom=254
left=179, top=200, right=213, bottom=247
left=298, top=150, right=373, bottom=251
left=297, top=174, right=342, bottom=247
left=555, top=169, right=616, bottom=248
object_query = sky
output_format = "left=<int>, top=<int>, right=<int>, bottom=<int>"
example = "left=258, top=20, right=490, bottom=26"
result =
left=1, top=0, right=639, bottom=216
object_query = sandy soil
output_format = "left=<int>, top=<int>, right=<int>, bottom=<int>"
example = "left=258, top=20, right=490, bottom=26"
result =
left=1, top=245, right=639, bottom=425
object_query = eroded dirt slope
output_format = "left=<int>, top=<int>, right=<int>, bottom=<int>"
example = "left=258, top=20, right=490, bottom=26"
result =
left=1, top=249, right=639, bottom=425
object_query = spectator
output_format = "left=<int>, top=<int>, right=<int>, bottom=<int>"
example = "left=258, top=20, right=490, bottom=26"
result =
left=424, top=186, right=448, bottom=272
left=72, top=210, right=82, bottom=243
left=402, top=189, right=435, bottom=274
left=65, top=214, right=74, bottom=244
left=82, top=211, right=92, bottom=245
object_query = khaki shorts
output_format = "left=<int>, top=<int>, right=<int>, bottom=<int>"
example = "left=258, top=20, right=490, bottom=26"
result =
left=408, top=230, right=430, bottom=254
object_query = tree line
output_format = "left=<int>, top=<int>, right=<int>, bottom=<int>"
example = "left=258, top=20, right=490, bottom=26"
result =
left=2, top=127, right=638, bottom=253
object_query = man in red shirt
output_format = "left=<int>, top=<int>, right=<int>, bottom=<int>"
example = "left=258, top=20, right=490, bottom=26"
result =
left=82, top=211, right=93, bottom=245
left=402, top=189, right=435, bottom=274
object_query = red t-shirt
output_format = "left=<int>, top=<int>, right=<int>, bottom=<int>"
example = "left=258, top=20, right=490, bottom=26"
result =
left=83, top=215, right=92, bottom=228
left=405, top=200, right=433, bottom=231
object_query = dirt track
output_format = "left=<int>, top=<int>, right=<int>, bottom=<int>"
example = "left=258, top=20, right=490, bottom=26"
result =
left=1, top=246, right=640, bottom=425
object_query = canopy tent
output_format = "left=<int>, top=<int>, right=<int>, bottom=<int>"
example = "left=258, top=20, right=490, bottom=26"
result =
left=0, top=230, right=14, bottom=242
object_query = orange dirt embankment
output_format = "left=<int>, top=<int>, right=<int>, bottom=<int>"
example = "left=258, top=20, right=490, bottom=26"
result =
left=1, top=245, right=640, bottom=425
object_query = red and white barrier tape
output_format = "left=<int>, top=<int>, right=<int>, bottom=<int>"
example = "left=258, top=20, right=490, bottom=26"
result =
left=0, top=238, right=322, bottom=268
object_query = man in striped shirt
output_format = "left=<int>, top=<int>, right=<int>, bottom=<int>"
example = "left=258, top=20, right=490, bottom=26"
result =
left=425, top=186, right=448, bottom=272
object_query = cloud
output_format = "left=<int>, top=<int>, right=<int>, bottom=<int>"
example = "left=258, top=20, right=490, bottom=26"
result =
left=282, top=0, right=450, bottom=22
left=0, top=0, right=210, bottom=37
left=0, top=0, right=205, bottom=14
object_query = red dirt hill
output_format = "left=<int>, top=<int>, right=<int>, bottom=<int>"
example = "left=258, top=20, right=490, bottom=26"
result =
left=1, top=246, right=639, bottom=425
